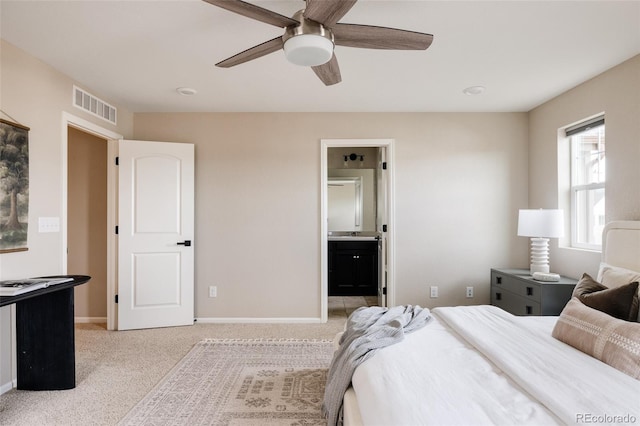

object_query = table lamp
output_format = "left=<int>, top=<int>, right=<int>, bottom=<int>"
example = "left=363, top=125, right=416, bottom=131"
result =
left=517, top=209, right=564, bottom=275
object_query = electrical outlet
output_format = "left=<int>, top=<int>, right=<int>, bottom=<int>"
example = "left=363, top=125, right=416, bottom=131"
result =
left=430, top=286, right=438, bottom=298
left=209, top=286, right=217, bottom=298
left=466, top=286, right=474, bottom=298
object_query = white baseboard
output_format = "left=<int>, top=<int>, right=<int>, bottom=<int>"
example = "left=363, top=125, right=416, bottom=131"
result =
left=74, top=317, right=107, bottom=324
left=196, top=317, right=324, bottom=324
left=75, top=317, right=323, bottom=325
left=0, top=379, right=15, bottom=395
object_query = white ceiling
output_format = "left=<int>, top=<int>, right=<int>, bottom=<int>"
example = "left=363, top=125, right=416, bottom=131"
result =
left=1, top=0, right=639, bottom=113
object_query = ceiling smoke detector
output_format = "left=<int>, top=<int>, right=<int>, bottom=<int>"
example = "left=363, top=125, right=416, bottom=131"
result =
left=176, top=87, right=197, bottom=96
left=463, top=86, right=486, bottom=96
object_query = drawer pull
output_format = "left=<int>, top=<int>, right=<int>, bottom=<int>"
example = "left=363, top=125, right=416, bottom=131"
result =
left=526, top=305, right=533, bottom=315
left=526, top=286, right=533, bottom=296
left=496, top=276, right=502, bottom=285
left=495, top=292, right=502, bottom=301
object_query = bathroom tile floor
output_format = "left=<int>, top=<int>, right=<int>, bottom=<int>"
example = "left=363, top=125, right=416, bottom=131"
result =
left=328, top=296, right=378, bottom=319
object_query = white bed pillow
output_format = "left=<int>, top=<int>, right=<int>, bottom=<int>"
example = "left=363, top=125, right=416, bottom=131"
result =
left=597, top=263, right=640, bottom=321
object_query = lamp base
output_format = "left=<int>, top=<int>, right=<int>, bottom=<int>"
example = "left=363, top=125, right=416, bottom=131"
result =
left=529, top=237, right=550, bottom=276
left=530, top=263, right=550, bottom=274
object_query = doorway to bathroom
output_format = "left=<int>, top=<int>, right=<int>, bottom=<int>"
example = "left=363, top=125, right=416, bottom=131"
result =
left=320, top=139, right=395, bottom=322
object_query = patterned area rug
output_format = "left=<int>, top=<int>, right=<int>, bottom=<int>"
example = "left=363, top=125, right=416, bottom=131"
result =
left=119, top=339, right=335, bottom=426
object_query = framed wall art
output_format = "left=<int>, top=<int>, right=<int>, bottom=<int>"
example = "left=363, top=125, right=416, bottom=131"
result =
left=0, top=118, right=30, bottom=253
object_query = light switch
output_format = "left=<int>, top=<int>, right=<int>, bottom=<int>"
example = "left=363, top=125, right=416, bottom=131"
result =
left=38, top=217, right=60, bottom=233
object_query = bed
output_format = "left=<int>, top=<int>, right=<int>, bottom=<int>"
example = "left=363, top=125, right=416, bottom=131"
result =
left=331, top=221, right=640, bottom=426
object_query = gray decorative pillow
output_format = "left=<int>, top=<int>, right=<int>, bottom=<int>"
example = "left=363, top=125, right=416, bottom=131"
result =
left=572, top=273, right=639, bottom=322
left=552, top=298, right=640, bottom=380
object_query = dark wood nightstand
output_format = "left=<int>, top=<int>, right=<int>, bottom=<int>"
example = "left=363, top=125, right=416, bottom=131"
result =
left=490, top=268, right=577, bottom=316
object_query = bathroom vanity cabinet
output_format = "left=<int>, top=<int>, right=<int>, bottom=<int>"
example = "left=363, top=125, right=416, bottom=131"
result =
left=328, top=240, right=378, bottom=296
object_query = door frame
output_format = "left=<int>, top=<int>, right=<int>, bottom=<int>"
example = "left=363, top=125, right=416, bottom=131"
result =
left=61, top=112, right=122, bottom=330
left=320, top=139, right=396, bottom=322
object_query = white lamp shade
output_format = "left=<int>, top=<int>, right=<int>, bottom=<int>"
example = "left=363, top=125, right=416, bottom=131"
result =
left=283, top=34, right=333, bottom=66
left=517, top=209, right=564, bottom=238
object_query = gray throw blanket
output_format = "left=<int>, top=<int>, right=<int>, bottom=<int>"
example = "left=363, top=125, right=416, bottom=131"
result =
left=322, top=305, right=431, bottom=425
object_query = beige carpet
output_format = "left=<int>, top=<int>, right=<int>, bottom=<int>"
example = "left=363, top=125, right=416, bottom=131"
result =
left=0, top=318, right=348, bottom=425
left=0, top=297, right=366, bottom=425
left=119, top=339, right=334, bottom=426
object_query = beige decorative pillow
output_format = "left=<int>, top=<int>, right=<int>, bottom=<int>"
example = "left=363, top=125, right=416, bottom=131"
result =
left=597, top=264, right=640, bottom=322
left=597, top=263, right=640, bottom=287
left=572, top=273, right=639, bottom=321
left=552, top=298, right=640, bottom=380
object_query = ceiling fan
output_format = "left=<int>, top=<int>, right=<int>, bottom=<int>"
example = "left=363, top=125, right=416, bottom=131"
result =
left=203, top=0, right=434, bottom=86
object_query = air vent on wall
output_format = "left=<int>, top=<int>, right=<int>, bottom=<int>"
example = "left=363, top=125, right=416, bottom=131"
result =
left=73, top=85, right=117, bottom=125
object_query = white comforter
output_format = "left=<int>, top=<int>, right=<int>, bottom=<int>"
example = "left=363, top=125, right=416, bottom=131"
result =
left=350, top=305, right=640, bottom=426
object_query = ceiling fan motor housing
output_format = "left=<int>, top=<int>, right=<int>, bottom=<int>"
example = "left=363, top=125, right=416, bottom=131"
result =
left=282, top=10, right=334, bottom=66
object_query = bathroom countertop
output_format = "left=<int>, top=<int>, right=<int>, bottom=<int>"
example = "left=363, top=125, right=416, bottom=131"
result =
left=327, top=233, right=380, bottom=241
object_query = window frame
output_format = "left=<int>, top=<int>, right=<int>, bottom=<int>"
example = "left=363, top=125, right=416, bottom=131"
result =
left=570, top=182, right=605, bottom=250
left=567, top=115, right=605, bottom=251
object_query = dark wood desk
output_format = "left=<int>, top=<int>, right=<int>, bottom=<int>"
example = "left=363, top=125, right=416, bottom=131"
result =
left=0, top=275, right=91, bottom=390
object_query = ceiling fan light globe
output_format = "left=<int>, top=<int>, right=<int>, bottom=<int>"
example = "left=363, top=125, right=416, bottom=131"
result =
left=283, top=34, right=333, bottom=66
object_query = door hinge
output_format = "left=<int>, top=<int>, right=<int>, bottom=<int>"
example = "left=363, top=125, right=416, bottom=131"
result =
left=115, top=294, right=118, bottom=304
left=382, top=224, right=387, bottom=232
left=382, top=162, right=387, bottom=170
left=382, top=287, right=387, bottom=295
left=115, top=225, right=119, bottom=234
left=115, top=156, right=119, bottom=165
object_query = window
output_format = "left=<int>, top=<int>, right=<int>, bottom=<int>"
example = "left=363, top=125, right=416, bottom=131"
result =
left=566, top=116, right=605, bottom=250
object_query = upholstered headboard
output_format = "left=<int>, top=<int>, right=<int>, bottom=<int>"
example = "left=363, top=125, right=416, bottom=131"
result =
left=602, top=221, right=640, bottom=272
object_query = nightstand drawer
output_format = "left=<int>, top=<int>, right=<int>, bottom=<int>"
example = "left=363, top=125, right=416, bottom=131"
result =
left=490, top=268, right=577, bottom=316
left=492, top=286, right=541, bottom=315
left=492, top=271, right=540, bottom=302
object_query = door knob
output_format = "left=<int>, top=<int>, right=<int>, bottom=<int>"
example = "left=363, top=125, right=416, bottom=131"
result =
left=177, top=240, right=192, bottom=247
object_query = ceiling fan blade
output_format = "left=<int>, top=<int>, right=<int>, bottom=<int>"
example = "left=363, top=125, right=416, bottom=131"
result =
left=303, top=0, right=358, bottom=27
left=312, top=54, right=342, bottom=86
left=202, top=0, right=298, bottom=28
left=216, top=36, right=283, bottom=68
left=333, top=23, right=433, bottom=50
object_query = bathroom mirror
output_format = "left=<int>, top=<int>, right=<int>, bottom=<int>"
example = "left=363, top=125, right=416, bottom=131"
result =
left=328, top=177, right=363, bottom=232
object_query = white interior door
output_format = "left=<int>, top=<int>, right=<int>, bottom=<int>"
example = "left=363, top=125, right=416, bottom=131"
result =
left=117, top=140, right=194, bottom=330
left=377, top=147, right=388, bottom=307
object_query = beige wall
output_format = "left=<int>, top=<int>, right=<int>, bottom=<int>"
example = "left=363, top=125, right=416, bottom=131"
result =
left=0, top=40, right=133, bottom=279
left=0, top=40, right=133, bottom=390
left=528, top=54, right=640, bottom=279
left=133, top=112, right=530, bottom=318
left=68, top=127, right=108, bottom=319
